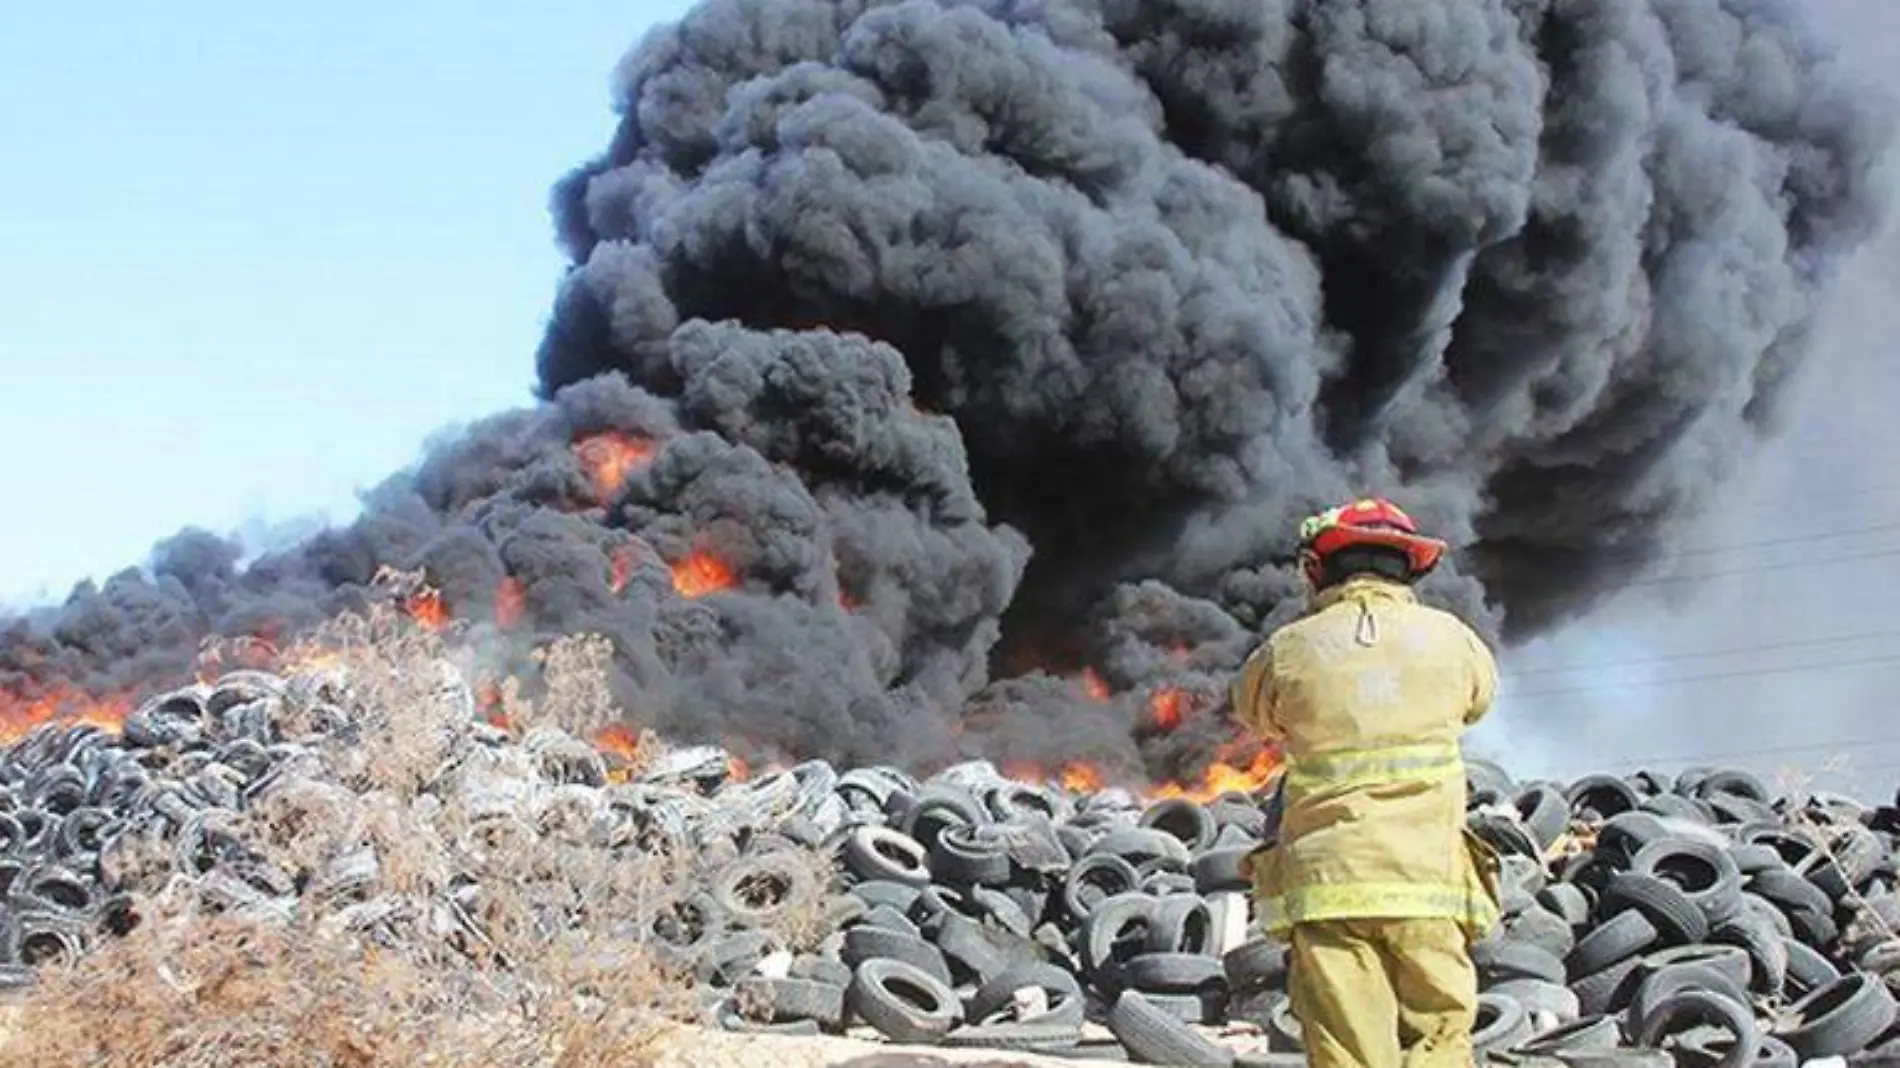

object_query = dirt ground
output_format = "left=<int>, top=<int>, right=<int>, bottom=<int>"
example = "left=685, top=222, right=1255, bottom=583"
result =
left=647, top=1019, right=1278, bottom=1068
left=0, top=1005, right=1267, bottom=1067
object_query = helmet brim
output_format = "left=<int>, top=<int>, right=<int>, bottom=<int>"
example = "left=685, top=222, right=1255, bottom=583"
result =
left=1308, top=525, right=1446, bottom=575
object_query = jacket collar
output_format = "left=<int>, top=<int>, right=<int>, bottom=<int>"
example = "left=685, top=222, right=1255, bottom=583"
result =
left=1308, top=575, right=1417, bottom=615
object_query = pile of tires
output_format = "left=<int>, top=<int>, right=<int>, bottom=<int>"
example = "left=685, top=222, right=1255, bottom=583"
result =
left=1461, top=760, right=1900, bottom=1065
left=3, top=664, right=1899, bottom=1068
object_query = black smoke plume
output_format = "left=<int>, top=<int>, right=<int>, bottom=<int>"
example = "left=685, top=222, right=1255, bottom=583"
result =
left=1, top=0, right=1892, bottom=783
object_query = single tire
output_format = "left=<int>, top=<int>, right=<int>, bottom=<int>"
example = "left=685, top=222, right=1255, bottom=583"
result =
left=1539, top=883, right=1593, bottom=928
left=1140, top=799, right=1219, bottom=854
left=927, top=911, right=1008, bottom=987
left=1224, top=938, right=1289, bottom=992
left=709, top=853, right=822, bottom=930
left=12, top=865, right=93, bottom=915
left=857, top=904, right=922, bottom=938
left=695, top=930, right=783, bottom=987
left=1634, top=988, right=1760, bottom=1068
left=849, top=957, right=962, bottom=1044
left=1692, top=769, right=1772, bottom=804
left=967, top=962, right=1085, bottom=1027
left=900, top=785, right=987, bottom=854
left=1776, top=973, right=1899, bottom=1059
left=1507, top=905, right=1577, bottom=960
left=1625, top=962, right=1751, bottom=1039
left=1788, top=904, right=1841, bottom=948
left=733, top=976, right=848, bottom=1030
left=941, top=1020, right=1084, bottom=1053
left=647, top=891, right=728, bottom=954
left=1710, top=910, right=1790, bottom=995
left=841, top=925, right=953, bottom=986
left=1517, top=784, right=1572, bottom=849
left=1191, top=847, right=1251, bottom=894
left=1104, top=990, right=1234, bottom=1068
left=1749, top=867, right=1832, bottom=918
left=1474, top=938, right=1566, bottom=986
left=931, top=824, right=1013, bottom=886
left=1784, top=935, right=1843, bottom=995
left=1082, top=893, right=1159, bottom=980
left=1063, top=854, right=1142, bottom=922
left=1087, top=828, right=1192, bottom=873
left=842, top=826, right=932, bottom=887
left=1488, top=978, right=1580, bottom=1025
left=52, top=806, right=115, bottom=858
left=788, top=954, right=853, bottom=988
left=1630, top=838, right=1743, bottom=921
left=1567, top=909, right=1660, bottom=979
left=968, top=884, right=1034, bottom=938
left=1567, top=775, right=1642, bottom=822
left=1145, top=895, right=1215, bottom=956
left=1471, top=992, right=1535, bottom=1054
left=1119, top=952, right=1226, bottom=995
left=13, top=910, right=86, bottom=967
left=1600, top=872, right=1710, bottom=945
left=1728, top=844, right=1784, bottom=875
left=1210, top=800, right=1269, bottom=840
left=1641, top=944, right=1752, bottom=990
left=1571, top=956, right=1646, bottom=1017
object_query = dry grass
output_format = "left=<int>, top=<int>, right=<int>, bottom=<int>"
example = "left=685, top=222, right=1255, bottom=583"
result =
left=0, top=570, right=821, bottom=1068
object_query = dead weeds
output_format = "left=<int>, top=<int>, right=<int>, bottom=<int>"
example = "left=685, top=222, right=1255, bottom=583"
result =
left=2, top=570, right=823, bottom=1068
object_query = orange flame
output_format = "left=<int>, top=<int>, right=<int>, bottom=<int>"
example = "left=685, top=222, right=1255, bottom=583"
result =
left=672, top=550, right=737, bottom=599
left=573, top=431, right=656, bottom=503
left=1152, top=741, right=1282, bottom=803
left=593, top=722, right=639, bottom=759
left=609, top=546, right=638, bottom=594
left=1149, top=687, right=1185, bottom=731
left=494, top=577, right=526, bottom=629
left=727, top=754, right=752, bottom=781
left=403, top=588, right=450, bottom=632
left=0, top=689, right=132, bottom=746
left=1061, top=762, right=1106, bottom=793
left=1079, top=667, right=1110, bottom=702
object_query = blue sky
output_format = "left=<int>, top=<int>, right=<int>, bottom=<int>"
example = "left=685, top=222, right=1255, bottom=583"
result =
left=0, top=0, right=693, bottom=604
left=3, top=1, right=1898, bottom=785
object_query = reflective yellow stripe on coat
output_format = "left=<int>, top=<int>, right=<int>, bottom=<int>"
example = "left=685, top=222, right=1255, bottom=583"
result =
left=1254, top=740, right=1498, bottom=936
left=1279, top=741, right=1463, bottom=792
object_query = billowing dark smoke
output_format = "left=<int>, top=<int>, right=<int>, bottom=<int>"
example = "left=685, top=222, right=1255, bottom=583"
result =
left=1, top=0, right=1892, bottom=783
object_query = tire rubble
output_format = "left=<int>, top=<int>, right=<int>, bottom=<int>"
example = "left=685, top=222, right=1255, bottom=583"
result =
left=2, top=665, right=1899, bottom=1066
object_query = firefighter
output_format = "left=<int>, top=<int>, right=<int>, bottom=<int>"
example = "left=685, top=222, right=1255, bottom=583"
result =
left=1232, top=497, right=1502, bottom=1068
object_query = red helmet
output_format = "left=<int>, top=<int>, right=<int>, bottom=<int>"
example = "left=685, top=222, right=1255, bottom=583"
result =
left=1297, top=497, right=1446, bottom=580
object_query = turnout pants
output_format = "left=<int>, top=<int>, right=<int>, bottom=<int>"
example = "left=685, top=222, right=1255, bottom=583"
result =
left=1286, top=917, right=1478, bottom=1068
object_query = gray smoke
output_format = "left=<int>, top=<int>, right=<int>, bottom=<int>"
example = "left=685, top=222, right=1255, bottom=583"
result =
left=542, top=0, right=1893, bottom=644
left=1, top=0, right=1893, bottom=785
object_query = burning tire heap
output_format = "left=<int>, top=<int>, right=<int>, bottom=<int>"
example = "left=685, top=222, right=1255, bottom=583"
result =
left=1, top=0, right=1897, bottom=1063
left=3, top=641, right=1899, bottom=1067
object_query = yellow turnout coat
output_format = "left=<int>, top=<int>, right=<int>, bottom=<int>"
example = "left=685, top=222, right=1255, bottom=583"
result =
left=1233, top=575, right=1502, bottom=939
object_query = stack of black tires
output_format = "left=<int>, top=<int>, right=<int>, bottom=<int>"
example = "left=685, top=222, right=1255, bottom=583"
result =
left=699, top=759, right=1900, bottom=1066
left=1, top=669, right=1898, bottom=1066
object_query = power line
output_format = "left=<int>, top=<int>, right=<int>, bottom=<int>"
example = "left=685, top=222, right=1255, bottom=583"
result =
left=1603, top=519, right=1900, bottom=567
left=1602, top=734, right=1900, bottom=768
left=1504, top=629, right=1900, bottom=677
left=1622, top=545, right=1900, bottom=587
left=1506, top=651, right=1900, bottom=699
